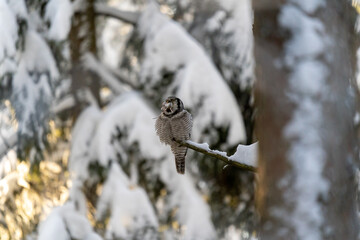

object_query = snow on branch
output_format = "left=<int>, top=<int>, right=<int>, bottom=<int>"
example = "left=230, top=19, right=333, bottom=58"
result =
left=83, top=53, right=137, bottom=92
left=83, top=53, right=134, bottom=94
left=94, top=3, right=140, bottom=25
left=0, top=88, right=98, bottom=159
left=174, top=139, right=258, bottom=172
left=0, top=133, right=17, bottom=159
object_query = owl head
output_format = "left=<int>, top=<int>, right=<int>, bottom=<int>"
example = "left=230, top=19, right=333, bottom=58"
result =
left=161, top=96, right=184, bottom=116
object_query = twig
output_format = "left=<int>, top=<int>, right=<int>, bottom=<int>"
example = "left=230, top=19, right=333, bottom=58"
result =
left=174, top=139, right=257, bottom=172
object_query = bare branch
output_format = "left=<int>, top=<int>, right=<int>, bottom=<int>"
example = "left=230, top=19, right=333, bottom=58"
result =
left=174, top=139, right=257, bottom=172
left=94, top=3, right=140, bottom=24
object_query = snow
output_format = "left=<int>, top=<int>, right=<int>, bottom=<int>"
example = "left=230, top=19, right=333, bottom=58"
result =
left=67, top=92, right=216, bottom=239
left=159, top=158, right=217, bottom=240
left=0, top=1, right=255, bottom=237
left=95, top=3, right=140, bottom=24
left=83, top=53, right=126, bottom=94
left=0, top=0, right=18, bottom=62
left=0, top=102, right=18, bottom=158
left=188, top=140, right=258, bottom=167
left=288, top=60, right=327, bottom=97
left=0, top=58, right=16, bottom=81
left=7, top=0, right=27, bottom=19
left=288, top=0, right=325, bottom=14
left=2, top=0, right=60, bottom=150
left=69, top=106, right=102, bottom=181
left=0, top=162, right=21, bottom=205
left=221, top=225, right=258, bottom=240
left=206, top=10, right=226, bottom=32
left=139, top=2, right=246, bottom=145
left=90, top=92, right=168, bottom=166
left=229, top=142, right=258, bottom=167
left=38, top=202, right=102, bottom=240
left=45, top=0, right=73, bottom=41
left=68, top=178, right=88, bottom=215
left=99, top=0, right=140, bottom=68
left=279, top=5, right=326, bottom=67
left=19, top=31, right=59, bottom=78
left=38, top=210, right=70, bottom=240
left=0, top=150, right=17, bottom=179
left=96, top=162, right=158, bottom=239
left=212, top=0, right=254, bottom=89
left=12, top=30, right=59, bottom=138
left=190, top=141, right=211, bottom=151
left=279, top=1, right=329, bottom=240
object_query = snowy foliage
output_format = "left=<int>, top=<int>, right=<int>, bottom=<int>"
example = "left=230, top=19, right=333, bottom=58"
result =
left=38, top=202, right=102, bottom=240
left=90, top=93, right=167, bottom=167
left=0, top=150, right=18, bottom=202
left=96, top=162, right=158, bottom=239
left=12, top=31, right=58, bottom=146
left=66, top=93, right=216, bottom=239
left=0, top=0, right=17, bottom=66
left=0, top=0, right=60, bottom=159
left=0, top=0, right=257, bottom=239
left=0, top=102, right=16, bottom=157
left=0, top=0, right=18, bottom=94
left=100, top=0, right=139, bottom=68
left=139, top=2, right=246, bottom=146
left=207, top=0, right=254, bottom=89
left=45, top=0, right=73, bottom=41
left=68, top=105, right=101, bottom=182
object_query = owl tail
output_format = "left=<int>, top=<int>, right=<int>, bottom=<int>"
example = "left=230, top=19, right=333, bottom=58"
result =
left=171, top=145, right=187, bottom=174
left=175, top=155, right=185, bottom=174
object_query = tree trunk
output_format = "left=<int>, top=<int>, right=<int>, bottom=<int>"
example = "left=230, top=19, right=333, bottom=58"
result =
left=254, top=0, right=359, bottom=239
left=69, top=0, right=101, bottom=120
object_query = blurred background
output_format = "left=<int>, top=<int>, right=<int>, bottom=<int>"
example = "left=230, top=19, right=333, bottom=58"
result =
left=1, top=0, right=359, bottom=239
left=0, top=0, right=257, bottom=239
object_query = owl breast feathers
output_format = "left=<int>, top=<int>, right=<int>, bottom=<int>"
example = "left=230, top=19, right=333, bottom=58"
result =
left=155, top=110, right=192, bottom=145
left=155, top=97, right=192, bottom=174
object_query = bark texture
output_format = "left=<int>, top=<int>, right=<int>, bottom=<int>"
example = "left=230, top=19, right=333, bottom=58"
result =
left=254, top=0, right=359, bottom=239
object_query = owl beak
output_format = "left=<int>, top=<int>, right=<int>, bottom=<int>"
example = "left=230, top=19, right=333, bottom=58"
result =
left=162, top=102, right=171, bottom=113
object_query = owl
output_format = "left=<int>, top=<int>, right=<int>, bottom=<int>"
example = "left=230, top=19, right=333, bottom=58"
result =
left=155, top=96, right=192, bottom=174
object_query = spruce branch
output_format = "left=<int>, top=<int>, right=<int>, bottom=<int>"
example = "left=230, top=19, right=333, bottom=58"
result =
left=173, top=139, right=257, bottom=173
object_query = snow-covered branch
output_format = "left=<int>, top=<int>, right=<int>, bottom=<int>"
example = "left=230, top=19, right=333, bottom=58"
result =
left=0, top=88, right=98, bottom=159
left=174, top=139, right=258, bottom=172
left=83, top=53, right=137, bottom=92
left=94, top=3, right=140, bottom=24
left=0, top=133, right=17, bottom=159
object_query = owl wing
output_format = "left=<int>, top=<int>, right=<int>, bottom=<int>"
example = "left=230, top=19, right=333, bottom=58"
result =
left=170, top=110, right=192, bottom=141
left=170, top=110, right=192, bottom=174
left=155, top=114, right=172, bottom=145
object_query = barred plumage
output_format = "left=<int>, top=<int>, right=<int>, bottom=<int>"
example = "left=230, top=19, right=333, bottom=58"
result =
left=155, top=97, right=192, bottom=174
